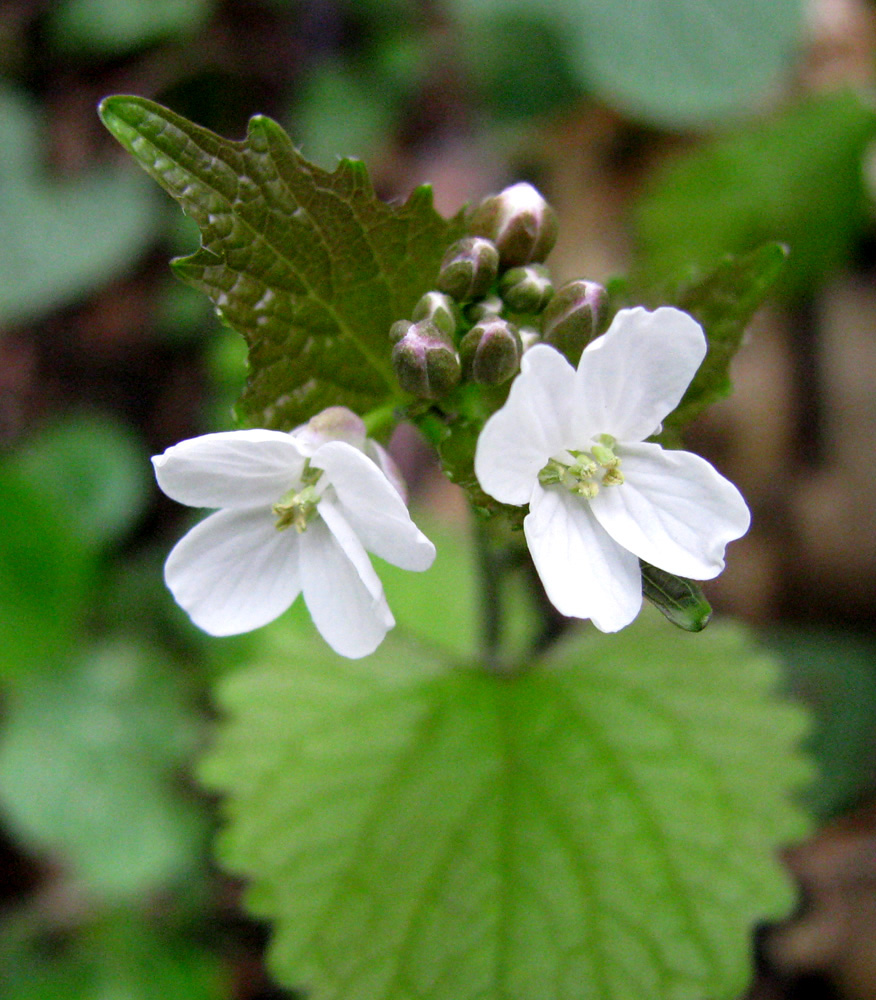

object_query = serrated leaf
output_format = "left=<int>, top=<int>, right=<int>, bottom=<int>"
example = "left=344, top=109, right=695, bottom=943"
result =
left=98, top=95, right=465, bottom=430
left=659, top=242, right=787, bottom=434
left=641, top=561, right=712, bottom=632
left=200, top=613, right=810, bottom=1000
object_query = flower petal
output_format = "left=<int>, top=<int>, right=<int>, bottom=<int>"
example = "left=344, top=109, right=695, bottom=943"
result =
left=573, top=307, right=706, bottom=443
left=301, top=502, right=395, bottom=658
left=525, top=485, right=642, bottom=631
left=164, top=506, right=301, bottom=635
left=153, top=429, right=306, bottom=508
left=475, top=344, right=576, bottom=505
left=311, top=442, right=435, bottom=572
left=589, top=441, right=751, bottom=579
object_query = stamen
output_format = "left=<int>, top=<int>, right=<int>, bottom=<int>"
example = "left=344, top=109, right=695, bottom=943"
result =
left=537, top=433, right=625, bottom=500
left=273, top=484, right=320, bottom=532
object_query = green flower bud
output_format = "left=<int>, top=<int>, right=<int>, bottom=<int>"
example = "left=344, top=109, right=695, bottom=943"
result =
left=436, top=236, right=499, bottom=302
left=391, top=319, right=461, bottom=399
left=459, top=317, right=522, bottom=385
left=541, top=279, right=607, bottom=365
left=465, top=293, right=503, bottom=324
left=469, top=182, right=558, bottom=268
left=389, top=319, right=413, bottom=344
left=499, top=264, right=554, bottom=313
left=411, top=291, right=460, bottom=339
left=518, top=325, right=541, bottom=352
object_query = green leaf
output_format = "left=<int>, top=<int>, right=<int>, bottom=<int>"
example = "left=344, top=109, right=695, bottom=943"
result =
left=450, top=0, right=806, bottom=127
left=0, top=86, right=161, bottom=325
left=11, top=414, right=149, bottom=549
left=294, top=59, right=398, bottom=170
left=634, top=90, right=876, bottom=295
left=771, top=628, right=876, bottom=820
left=0, top=642, right=208, bottom=901
left=48, top=0, right=211, bottom=55
left=640, top=561, right=712, bottom=632
left=98, top=95, right=466, bottom=431
left=1, top=913, right=225, bottom=1000
left=460, top=13, right=580, bottom=121
left=201, top=613, right=810, bottom=1000
left=658, top=242, right=788, bottom=434
left=0, top=468, right=94, bottom=684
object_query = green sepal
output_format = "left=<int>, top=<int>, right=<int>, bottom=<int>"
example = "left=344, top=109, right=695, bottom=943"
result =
left=641, top=560, right=713, bottom=632
left=98, top=95, right=465, bottom=430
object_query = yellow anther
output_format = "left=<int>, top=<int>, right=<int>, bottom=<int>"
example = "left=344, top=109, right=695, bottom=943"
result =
left=273, top=484, right=320, bottom=533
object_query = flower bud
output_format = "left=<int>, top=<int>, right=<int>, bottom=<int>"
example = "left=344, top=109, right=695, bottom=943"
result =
left=499, top=264, right=554, bottom=313
left=391, top=319, right=461, bottom=399
left=469, top=182, right=558, bottom=268
left=459, top=317, right=522, bottom=385
left=541, top=279, right=607, bottom=365
left=436, top=237, right=499, bottom=302
left=518, top=325, right=541, bottom=352
left=389, top=319, right=412, bottom=345
left=465, top=293, right=503, bottom=324
left=411, top=291, right=460, bottom=339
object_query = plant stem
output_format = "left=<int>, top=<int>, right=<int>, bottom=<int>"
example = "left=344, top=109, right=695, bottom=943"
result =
left=472, top=514, right=506, bottom=675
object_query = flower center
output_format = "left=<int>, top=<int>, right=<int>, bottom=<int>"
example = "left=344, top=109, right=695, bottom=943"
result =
left=272, top=462, right=323, bottom=532
left=538, top=433, right=625, bottom=499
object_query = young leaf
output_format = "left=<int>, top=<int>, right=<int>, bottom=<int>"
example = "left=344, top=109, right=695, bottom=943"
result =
left=200, top=613, right=810, bottom=1000
left=98, top=96, right=465, bottom=431
left=640, top=560, right=712, bottom=632
left=661, top=242, right=787, bottom=434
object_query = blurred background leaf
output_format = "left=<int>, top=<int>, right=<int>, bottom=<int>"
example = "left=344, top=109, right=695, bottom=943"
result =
left=0, top=86, right=162, bottom=326
left=9, top=414, right=149, bottom=549
left=449, top=0, right=807, bottom=127
left=633, top=90, right=876, bottom=297
left=0, top=641, right=209, bottom=902
left=47, top=0, right=213, bottom=56
left=0, top=468, right=94, bottom=684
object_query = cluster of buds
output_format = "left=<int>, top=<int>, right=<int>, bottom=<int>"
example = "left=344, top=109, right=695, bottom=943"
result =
left=390, top=182, right=608, bottom=401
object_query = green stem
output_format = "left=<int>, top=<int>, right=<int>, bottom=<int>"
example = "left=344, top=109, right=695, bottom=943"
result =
left=472, top=514, right=508, bottom=676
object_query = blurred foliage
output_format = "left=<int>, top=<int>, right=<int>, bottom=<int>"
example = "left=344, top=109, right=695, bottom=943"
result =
left=0, top=86, right=161, bottom=326
left=1, top=912, right=227, bottom=1000
left=47, top=0, right=213, bottom=56
left=633, top=90, right=876, bottom=298
left=773, top=629, right=876, bottom=820
left=448, top=0, right=806, bottom=127
left=1, top=0, right=875, bottom=997
left=0, top=641, right=208, bottom=902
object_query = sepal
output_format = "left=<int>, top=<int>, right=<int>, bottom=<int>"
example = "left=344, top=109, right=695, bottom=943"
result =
left=640, top=560, right=713, bottom=632
left=499, top=264, right=554, bottom=313
left=436, top=236, right=499, bottom=302
left=469, top=182, right=558, bottom=267
left=541, top=279, right=607, bottom=365
left=391, top=319, right=462, bottom=399
left=459, top=316, right=522, bottom=385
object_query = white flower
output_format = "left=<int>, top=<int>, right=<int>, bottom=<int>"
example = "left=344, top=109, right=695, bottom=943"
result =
left=474, top=307, right=751, bottom=632
left=152, top=407, right=435, bottom=658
